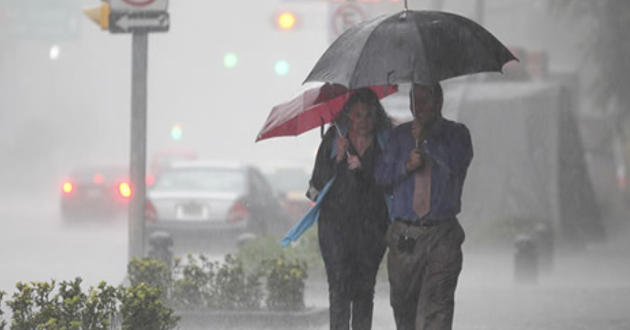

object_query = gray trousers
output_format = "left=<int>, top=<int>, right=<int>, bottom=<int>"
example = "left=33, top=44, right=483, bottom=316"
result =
left=386, top=219, right=465, bottom=330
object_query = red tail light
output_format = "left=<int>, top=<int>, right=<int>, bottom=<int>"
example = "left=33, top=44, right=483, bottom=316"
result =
left=145, top=200, right=157, bottom=223
left=118, top=181, right=132, bottom=199
left=227, top=201, right=249, bottom=223
left=62, top=181, right=74, bottom=194
left=146, top=174, right=155, bottom=187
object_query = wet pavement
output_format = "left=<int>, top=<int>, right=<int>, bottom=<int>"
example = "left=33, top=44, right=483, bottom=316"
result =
left=2, top=192, right=629, bottom=329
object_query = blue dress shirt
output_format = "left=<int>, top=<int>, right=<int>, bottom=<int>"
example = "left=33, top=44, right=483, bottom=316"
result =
left=374, top=118, right=473, bottom=223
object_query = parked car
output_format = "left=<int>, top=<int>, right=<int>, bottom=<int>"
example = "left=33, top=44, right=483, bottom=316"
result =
left=60, top=165, right=131, bottom=221
left=147, top=148, right=198, bottom=186
left=145, top=160, right=290, bottom=252
left=262, top=165, right=313, bottom=221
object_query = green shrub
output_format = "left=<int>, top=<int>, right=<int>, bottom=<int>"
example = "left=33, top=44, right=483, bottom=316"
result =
left=4, top=277, right=178, bottom=330
left=82, top=282, right=118, bottom=329
left=5, top=278, right=118, bottom=330
left=0, top=290, right=6, bottom=330
left=262, top=255, right=307, bottom=311
left=127, top=257, right=172, bottom=296
left=118, top=283, right=179, bottom=330
left=212, top=254, right=263, bottom=310
left=170, top=254, right=216, bottom=309
left=237, top=230, right=324, bottom=279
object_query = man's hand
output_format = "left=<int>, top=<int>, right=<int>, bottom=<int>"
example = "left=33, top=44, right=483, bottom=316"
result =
left=347, top=155, right=362, bottom=170
left=406, top=148, right=423, bottom=173
left=336, top=137, right=349, bottom=163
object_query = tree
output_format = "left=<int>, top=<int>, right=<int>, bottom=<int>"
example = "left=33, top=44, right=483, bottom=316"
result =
left=553, top=0, right=630, bottom=200
left=553, top=1, right=630, bottom=121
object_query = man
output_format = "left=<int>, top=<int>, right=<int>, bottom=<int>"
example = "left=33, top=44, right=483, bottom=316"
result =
left=375, top=83, right=473, bottom=330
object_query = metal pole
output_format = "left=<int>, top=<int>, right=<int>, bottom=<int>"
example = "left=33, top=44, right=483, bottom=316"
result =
left=129, top=32, right=148, bottom=259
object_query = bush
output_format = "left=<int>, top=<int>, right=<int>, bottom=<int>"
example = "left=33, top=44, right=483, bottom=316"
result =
left=118, top=283, right=179, bottom=330
left=3, top=278, right=178, bottom=330
left=127, top=257, right=171, bottom=296
left=170, top=254, right=263, bottom=310
left=262, top=255, right=307, bottom=311
left=0, top=290, right=6, bottom=330
left=5, top=278, right=119, bottom=330
left=237, top=230, right=324, bottom=279
left=1, top=252, right=310, bottom=329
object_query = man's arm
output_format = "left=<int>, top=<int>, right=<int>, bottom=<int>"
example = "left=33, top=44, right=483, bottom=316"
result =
left=423, top=123, right=473, bottom=175
left=374, top=129, right=409, bottom=189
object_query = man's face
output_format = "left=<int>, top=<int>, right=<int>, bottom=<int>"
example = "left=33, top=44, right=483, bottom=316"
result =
left=411, top=85, right=438, bottom=127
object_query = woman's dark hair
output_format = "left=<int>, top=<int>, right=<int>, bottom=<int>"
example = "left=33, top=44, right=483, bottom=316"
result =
left=335, top=87, right=392, bottom=134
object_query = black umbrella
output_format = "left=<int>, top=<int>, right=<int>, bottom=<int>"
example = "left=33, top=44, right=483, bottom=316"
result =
left=304, top=10, right=517, bottom=88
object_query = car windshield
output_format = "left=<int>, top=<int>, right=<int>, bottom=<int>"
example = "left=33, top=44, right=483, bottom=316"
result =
left=153, top=167, right=246, bottom=193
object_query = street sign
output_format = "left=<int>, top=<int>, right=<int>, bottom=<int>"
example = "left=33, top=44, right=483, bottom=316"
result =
left=328, top=3, right=366, bottom=42
left=109, top=11, right=169, bottom=33
left=109, top=0, right=168, bottom=12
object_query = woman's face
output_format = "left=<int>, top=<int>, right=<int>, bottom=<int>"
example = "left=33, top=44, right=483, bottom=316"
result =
left=349, top=102, right=376, bottom=136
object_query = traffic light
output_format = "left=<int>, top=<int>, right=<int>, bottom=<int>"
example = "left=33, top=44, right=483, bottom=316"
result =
left=274, top=11, right=298, bottom=30
left=171, top=124, right=183, bottom=141
left=223, top=52, right=238, bottom=69
left=83, top=2, right=110, bottom=30
left=274, top=60, right=290, bottom=76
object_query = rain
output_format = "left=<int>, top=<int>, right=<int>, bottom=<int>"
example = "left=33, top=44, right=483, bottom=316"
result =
left=1, top=0, right=629, bottom=329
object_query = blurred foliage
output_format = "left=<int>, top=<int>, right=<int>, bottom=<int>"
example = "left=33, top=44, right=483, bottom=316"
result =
left=118, top=283, right=179, bottom=330
left=169, top=254, right=264, bottom=310
left=136, top=253, right=308, bottom=311
left=4, top=278, right=121, bottom=330
left=262, top=255, right=307, bottom=311
left=237, top=230, right=325, bottom=279
left=2, top=254, right=310, bottom=329
left=211, top=254, right=263, bottom=310
left=552, top=0, right=630, bottom=123
left=0, top=290, right=6, bottom=330
left=128, top=257, right=172, bottom=298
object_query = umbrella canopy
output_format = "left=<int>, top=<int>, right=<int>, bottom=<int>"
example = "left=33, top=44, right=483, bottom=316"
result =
left=304, top=10, right=517, bottom=88
left=256, top=83, right=397, bottom=142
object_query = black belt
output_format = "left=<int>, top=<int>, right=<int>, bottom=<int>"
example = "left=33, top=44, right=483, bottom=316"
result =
left=395, top=217, right=455, bottom=227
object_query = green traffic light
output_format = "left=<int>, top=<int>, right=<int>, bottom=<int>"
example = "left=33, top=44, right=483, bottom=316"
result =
left=224, top=53, right=238, bottom=68
left=274, top=60, right=290, bottom=76
left=171, top=124, right=183, bottom=141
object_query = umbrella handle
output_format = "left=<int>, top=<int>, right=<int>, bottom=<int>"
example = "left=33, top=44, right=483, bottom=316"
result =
left=320, top=117, right=325, bottom=139
left=333, top=123, right=352, bottom=158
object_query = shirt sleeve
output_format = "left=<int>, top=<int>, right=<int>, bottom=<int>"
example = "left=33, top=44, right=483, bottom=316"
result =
left=423, top=123, right=473, bottom=176
left=374, top=128, right=409, bottom=190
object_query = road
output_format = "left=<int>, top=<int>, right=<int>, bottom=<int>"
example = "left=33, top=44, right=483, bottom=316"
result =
left=0, top=192, right=128, bottom=296
left=304, top=237, right=630, bottom=330
left=2, top=191, right=629, bottom=329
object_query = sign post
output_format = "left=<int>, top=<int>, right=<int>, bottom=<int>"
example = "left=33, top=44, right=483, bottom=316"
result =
left=84, top=0, right=169, bottom=260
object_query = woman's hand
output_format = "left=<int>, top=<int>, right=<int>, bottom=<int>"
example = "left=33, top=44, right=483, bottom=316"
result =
left=336, top=136, right=349, bottom=163
left=347, top=155, right=362, bottom=169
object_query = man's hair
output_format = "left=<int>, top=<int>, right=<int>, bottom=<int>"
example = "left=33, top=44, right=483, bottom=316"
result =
left=410, top=83, right=443, bottom=113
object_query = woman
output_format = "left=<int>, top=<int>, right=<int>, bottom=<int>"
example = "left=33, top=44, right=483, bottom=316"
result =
left=308, top=88, right=391, bottom=330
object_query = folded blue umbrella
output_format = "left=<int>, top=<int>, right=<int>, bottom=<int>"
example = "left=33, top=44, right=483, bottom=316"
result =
left=281, top=176, right=335, bottom=247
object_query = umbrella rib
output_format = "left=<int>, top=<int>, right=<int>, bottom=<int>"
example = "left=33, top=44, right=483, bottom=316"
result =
left=412, top=12, right=435, bottom=84
left=348, top=16, right=389, bottom=88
